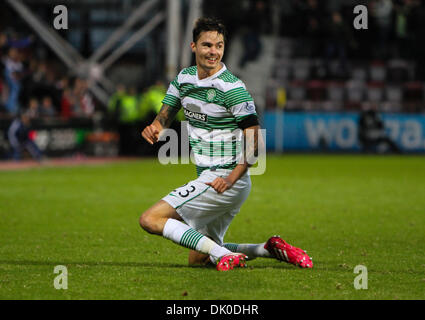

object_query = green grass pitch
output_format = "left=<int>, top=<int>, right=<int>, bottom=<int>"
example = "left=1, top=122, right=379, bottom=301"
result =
left=0, top=155, right=424, bottom=300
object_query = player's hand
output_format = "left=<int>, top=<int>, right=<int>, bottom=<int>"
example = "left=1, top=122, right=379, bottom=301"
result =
left=141, top=124, right=160, bottom=145
left=205, top=177, right=233, bottom=194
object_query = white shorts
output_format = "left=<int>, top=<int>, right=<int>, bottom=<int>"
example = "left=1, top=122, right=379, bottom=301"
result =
left=162, top=168, right=251, bottom=245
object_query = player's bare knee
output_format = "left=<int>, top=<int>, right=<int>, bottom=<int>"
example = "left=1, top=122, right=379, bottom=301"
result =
left=139, top=211, right=157, bottom=234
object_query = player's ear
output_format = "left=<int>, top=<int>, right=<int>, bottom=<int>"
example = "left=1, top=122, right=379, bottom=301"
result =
left=190, top=42, right=196, bottom=52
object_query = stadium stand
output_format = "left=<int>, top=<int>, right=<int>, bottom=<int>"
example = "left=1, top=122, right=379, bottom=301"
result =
left=1, top=0, right=425, bottom=157
left=262, top=0, right=425, bottom=113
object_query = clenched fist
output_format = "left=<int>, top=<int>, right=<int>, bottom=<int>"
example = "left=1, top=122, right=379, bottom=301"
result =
left=205, top=177, right=233, bottom=193
left=141, top=123, right=161, bottom=145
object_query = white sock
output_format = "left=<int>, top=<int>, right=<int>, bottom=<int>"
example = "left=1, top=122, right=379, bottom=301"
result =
left=224, top=243, right=271, bottom=259
left=162, top=218, right=231, bottom=261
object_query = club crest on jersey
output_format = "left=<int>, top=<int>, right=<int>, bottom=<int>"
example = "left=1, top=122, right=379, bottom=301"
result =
left=184, top=109, right=208, bottom=122
left=206, top=89, right=216, bottom=102
left=245, top=101, right=255, bottom=112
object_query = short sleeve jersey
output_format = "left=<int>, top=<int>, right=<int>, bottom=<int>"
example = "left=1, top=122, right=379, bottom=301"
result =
left=162, top=64, right=257, bottom=175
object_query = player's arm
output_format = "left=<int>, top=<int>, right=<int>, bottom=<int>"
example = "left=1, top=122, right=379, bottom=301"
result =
left=206, top=124, right=261, bottom=193
left=141, top=104, right=179, bottom=145
left=229, top=124, right=260, bottom=181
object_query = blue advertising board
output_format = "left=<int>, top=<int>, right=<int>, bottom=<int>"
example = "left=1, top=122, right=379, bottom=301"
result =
left=264, top=111, right=425, bottom=152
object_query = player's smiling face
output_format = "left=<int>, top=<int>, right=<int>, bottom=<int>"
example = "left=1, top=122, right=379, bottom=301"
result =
left=191, top=31, right=224, bottom=79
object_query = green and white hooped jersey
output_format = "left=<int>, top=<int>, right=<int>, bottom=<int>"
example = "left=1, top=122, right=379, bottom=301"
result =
left=162, top=64, right=257, bottom=175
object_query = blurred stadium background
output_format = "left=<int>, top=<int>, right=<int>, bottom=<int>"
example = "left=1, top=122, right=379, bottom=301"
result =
left=1, top=0, right=425, bottom=162
left=2, top=0, right=425, bottom=301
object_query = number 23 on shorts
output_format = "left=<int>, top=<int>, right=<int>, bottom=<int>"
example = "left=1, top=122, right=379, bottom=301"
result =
left=169, top=182, right=209, bottom=206
left=176, top=184, right=196, bottom=198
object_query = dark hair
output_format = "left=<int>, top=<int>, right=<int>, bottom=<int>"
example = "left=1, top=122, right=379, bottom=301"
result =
left=192, top=17, right=227, bottom=44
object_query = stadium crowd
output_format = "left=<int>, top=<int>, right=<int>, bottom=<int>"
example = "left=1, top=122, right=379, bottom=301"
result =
left=0, top=28, right=96, bottom=120
left=202, top=0, right=425, bottom=113
left=268, top=0, right=425, bottom=112
left=277, top=0, right=425, bottom=67
left=3, top=0, right=425, bottom=119
left=1, top=0, right=424, bottom=160
left=0, top=28, right=177, bottom=125
left=210, top=0, right=425, bottom=64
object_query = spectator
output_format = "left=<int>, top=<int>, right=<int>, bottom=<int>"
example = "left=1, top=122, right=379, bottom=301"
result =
left=7, top=112, right=42, bottom=161
left=56, top=76, right=69, bottom=91
left=72, top=78, right=95, bottom=117
left=358, top=106, right=401, bottom=153
left=253, top=0, right=271, bottom=34
left=393, top=0, right=412, bottom=58
left=39, top=96, right=57, bottom=118
left=60, top=88, right=75, bottom=119
left=303, top=0, right=325, bottom=57
left=0, top=31, right=8, bottom=57
left=303, top=0, right=324, bottom=32
left=370, top=0, right=394, bottom=59
left=0, top=76, right=6, bottom=113
left=7, top=31, right=33, bottom=49
left=239, top=28, right=262, bottom=69
left=31, top=61, right=48, bottom=85
left=3, top=47, right=23, bottom=115
left=408, top=0, right=425, bottom=80
left=238, top=1, right=267, bottom=68
left=108, top=83, right=126, bottom=122
left=111, top=85, right=140, bottom=155
left=26, top=97, right=40, bottom=118
left=139, top=81, right=167, bottom=120
left=323, top=11, right=352, bottom=79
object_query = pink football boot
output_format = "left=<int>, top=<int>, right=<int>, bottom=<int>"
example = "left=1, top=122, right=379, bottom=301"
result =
left=264, top=236, right=313, bottom=268
left=216, top=253, right=248, bottom=271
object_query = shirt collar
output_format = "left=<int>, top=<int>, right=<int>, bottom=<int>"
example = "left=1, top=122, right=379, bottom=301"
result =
left=196, top=63, right=227, bottom=82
